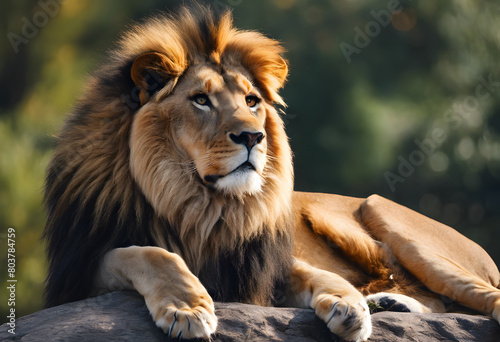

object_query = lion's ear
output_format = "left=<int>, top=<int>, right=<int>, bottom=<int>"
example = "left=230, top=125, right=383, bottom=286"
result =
left=262, top=56, right=288, bottom=106
left=131, top=52, right=181, bottom=105
left=273, top=57, right=288, bottom=90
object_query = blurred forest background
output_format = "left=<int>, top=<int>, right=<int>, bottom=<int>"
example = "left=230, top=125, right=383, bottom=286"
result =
left=1, top=0, right=499, bottom=320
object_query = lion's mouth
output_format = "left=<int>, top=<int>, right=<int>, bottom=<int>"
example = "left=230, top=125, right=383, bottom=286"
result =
left=204, top=161, right=256, bottom=184
left=232, top=161, right=256, bottom=173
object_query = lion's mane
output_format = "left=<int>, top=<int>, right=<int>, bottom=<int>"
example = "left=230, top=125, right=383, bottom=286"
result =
left=44, top=5, right=293, bottom=307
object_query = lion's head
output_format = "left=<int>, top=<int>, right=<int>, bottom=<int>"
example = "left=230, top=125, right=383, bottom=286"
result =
left=132, top=56, right=271, bottom=197
left=44, top=5, right=293, bottom=307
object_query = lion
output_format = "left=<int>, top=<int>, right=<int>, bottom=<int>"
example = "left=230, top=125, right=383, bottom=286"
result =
left=43, top=5, right=500, bottom=342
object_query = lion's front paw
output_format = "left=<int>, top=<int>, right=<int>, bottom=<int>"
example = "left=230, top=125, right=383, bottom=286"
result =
left=153, top=302, right=217, bottom=339
left=314, top=294, right=371, bottom=342
left=147, top=294, right=217, bottom=339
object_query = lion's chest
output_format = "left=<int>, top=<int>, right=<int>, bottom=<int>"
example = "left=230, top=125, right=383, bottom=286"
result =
left=196, top=232, right=292, bottom=305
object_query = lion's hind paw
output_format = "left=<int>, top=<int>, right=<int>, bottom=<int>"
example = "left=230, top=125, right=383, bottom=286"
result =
left=315, top=294, right=372, bottom=342
left=366, top=292, right=426, bottom=314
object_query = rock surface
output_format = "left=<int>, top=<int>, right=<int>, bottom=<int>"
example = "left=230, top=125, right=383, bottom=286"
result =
left=1, top=291, right=499, bottom=341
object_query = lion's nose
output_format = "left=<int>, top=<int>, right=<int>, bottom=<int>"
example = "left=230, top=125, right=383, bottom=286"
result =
left=229, top=131, right=264, bottom=151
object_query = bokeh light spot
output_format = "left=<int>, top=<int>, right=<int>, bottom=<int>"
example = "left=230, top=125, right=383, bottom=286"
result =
left=429, top=151, right=449, bottom=172
left=391, top=9, right=417, bottom=31
left=456, top=137, right=475, bottom=160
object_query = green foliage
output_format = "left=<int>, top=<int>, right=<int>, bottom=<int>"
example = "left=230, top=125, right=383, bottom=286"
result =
left=1, top=0, right=499, bottom=319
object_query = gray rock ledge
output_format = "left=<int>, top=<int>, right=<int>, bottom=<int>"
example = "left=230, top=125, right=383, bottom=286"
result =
left=1, top=291, right=499, bottom=341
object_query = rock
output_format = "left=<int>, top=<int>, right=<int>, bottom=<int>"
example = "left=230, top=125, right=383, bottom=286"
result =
left=1, top=291, right=499, bottom=341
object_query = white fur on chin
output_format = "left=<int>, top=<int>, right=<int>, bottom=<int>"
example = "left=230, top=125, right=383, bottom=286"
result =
left=214, top=170, right=263, bottom=197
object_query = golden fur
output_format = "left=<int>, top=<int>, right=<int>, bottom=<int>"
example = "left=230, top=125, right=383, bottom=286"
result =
left=44, top=5, right=500, bottom=341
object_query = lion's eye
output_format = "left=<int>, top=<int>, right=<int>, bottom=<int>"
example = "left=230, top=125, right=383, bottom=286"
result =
left=246, top=95, right=260, bottom=108
left=191, top=94, right=211, bottom=109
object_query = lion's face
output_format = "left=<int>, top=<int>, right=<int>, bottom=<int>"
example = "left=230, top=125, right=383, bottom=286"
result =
left=173, top=64, right=268, bottom=196
left=129, top=60, right=278, bottom=205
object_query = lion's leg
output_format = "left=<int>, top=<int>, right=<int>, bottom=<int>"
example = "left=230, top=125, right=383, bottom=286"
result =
left=285, top=259, right=372, bottom=342
left=360, top=195, right=500, bottom=323
left=93, top=246, right=217, bottom=339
